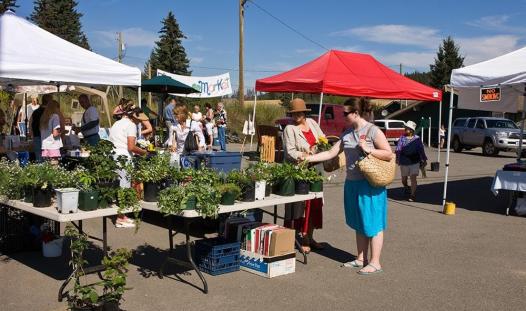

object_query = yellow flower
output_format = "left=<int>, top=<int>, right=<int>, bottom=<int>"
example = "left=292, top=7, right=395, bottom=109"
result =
left=318, top=136, right=328, bottom=144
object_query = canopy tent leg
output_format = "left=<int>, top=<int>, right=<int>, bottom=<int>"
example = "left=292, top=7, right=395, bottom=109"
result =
left=517, top=84, right=526, bottom=162
left=317, top=93, right=324, bottom=124
left=442, top=89, right=455, bottom=208
left=428, top=117, right=431, bottom=147
left=23, top=92, right=28, bottom=138
left=138, top=86, right=142, bottom=137
left=437, top=100, right=442, bottom=163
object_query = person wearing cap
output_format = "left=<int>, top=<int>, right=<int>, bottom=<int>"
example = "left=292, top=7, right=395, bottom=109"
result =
left=74, top=94, right=100, bottom=146
left=395, top=120, right=427, bottom=202
left=283, top=98, right=325, bottom=254
left=109, top=99, right=148, bottom=228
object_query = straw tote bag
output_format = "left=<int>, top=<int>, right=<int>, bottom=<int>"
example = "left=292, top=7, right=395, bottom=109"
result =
left=322, top=135, right=346, bottom=172
left=356, top=126, right=396, bottom=187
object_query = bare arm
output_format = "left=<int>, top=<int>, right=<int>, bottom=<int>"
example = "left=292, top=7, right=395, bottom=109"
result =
left=306, top=140, right=343, bottom=163
left=127, top=136, right=146, bottom=156
left=360, top=129, right=393, bottom=161
left=141, top=120, right=153, bottom=136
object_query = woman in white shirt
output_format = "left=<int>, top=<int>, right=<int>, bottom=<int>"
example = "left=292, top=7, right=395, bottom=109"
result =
left=191, top=104, right=203, bottom=122
left=170, top=105, right=206, bottom=155
left=40, top=100, right=63, bottom=161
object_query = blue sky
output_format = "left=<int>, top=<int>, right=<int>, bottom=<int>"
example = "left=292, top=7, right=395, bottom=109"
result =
left=13, top=0, right=526, bottom=89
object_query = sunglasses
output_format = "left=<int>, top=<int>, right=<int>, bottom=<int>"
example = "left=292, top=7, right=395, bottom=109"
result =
left=343, top=111, right=352, bottom=117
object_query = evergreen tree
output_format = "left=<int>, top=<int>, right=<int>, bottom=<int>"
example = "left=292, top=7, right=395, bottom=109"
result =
left=405, top=71, right=432, bottom=86
left=429, top=36, right=464, bottom=89
left=0, top=0, right=18, bottom=13
left=146, top=11, right=191, bottom=76
left=30, top=0, right=90, bottom=50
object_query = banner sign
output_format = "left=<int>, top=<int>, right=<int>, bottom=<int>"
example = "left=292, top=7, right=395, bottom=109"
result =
left=480, top=87, right=501, bottom=102
left=157, top=69, right=232, bottom=98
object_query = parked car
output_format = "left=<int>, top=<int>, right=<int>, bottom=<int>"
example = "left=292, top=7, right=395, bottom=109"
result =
left=275, top=103, right=347, bottom=139
left=451, top=117, right=526, bottom=156
left=374, top=119, right=406, bottom=144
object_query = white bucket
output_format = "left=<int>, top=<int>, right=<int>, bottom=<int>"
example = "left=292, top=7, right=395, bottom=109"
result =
left=255, top=181, right=266, bottom=200
left=55, top=188, right=79, bottom=214
left=42, top=238, right=64, bottom=257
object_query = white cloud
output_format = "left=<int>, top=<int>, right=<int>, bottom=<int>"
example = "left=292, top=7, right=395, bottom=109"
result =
left=190, top=57, right=204, bottom=65
left=457, top=35, right=521, bottom=64
left=466, top=15, right=510, bottom=29
left=92, top=28, right=158, bottom=48
left=331, top=24, right=441, bottom=49
left=373, top=51, right=436, bottom=71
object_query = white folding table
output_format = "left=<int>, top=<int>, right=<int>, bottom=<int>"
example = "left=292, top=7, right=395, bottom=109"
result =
left=140, top=192, right=324, bottom=294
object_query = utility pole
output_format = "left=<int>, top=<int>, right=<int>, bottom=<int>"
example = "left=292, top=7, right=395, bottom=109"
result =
left=148, top=63, right=152, bottom=107
left=117, top=32, right=123, bottom=100
left=399, top=63, right=402, bottom=75
left=239, top=0, right=247, bottom=107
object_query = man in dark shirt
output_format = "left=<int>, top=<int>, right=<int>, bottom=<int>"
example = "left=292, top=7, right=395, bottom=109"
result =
left=30, top=94, right=51, bottom=162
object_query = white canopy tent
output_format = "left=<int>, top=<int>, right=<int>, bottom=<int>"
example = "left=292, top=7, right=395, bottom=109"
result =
left=0, top=11, right=141, bottom=86
left=442, top=46, right=526, bottom=207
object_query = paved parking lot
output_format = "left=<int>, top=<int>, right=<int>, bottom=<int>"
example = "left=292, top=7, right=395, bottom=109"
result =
left=1, top=147, right=525, bottom=311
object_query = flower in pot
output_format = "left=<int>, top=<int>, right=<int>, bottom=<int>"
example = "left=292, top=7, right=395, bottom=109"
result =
left=101, top=248, right=132, bottom=311
left=215, top=183, right=241, bottom=205
left=131, top=154, right=171, bottom=202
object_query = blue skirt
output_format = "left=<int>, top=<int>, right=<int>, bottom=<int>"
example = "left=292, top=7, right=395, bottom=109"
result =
left=344, top=179, right=387, bottom=237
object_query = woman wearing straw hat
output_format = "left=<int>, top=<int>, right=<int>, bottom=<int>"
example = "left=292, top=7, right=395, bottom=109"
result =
left=395, top=120, right=427, bottom=202
left=283, top=98, right=325, bottom=253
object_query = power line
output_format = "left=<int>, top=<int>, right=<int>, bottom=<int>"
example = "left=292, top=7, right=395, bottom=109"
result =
left=247, top=0, right=328, bottom=51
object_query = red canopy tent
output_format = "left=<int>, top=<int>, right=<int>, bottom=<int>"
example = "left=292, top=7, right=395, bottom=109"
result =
left=256, top=49, right=441, bottom=100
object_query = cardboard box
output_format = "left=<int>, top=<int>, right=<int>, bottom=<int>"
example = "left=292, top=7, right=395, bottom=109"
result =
left=240, top=250, right=295, bottom=278
left=269, top=228, right=295, bottom=257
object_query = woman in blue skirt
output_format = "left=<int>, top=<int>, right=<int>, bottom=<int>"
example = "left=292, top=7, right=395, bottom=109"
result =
left=302, top=98, right=393, bottom=275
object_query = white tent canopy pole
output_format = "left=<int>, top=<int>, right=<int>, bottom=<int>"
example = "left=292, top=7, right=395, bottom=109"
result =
left=442, top=88, right=455, bottom=208
left=318, top=92, right=324, bottom=124
left=437, top=99, right=442, bottom=163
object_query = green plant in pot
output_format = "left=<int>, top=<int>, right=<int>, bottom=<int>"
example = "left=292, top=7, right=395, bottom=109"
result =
left=0, top=159, right=24, bottom=201
left=216, top=183, right=241, bottom=205
left=85, top=141, right=120, bottom=208
left=292, top=163, right=313, bottom=195
left=131, top=153, right=171, bottom=202
left=247, top=162, right=273, bottom=197
left=23, top=162, right=58, bottom=207
left=101, top=248, right=132, bottom=311
left=158, top=185, right=187, bottom=215
left=227, top=170, right=255, bottom=202
left=190, top=183, right=220, bottom=218
left=75, top=169, right=100, bottom=211
left=275, top=163, right=297, bottom=196
left=65, top=225, right=102, bottom=311
left=305, top=167, right=324, bottom=192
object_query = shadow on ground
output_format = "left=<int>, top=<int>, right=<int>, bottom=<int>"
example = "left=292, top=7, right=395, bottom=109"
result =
left=388, top=177, right=509, bottom=214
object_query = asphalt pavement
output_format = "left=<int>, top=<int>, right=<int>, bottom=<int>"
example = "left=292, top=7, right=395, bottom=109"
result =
left=1, top=146, right=525, bottom=311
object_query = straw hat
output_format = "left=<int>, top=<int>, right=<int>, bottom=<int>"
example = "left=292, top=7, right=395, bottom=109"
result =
left=288, top=98, right=311, bottom=113
left=405, top=120, right=417, bottom=131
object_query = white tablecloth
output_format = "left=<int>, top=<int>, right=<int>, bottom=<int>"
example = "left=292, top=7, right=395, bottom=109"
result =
left=491, top=170, right=526, bottom=196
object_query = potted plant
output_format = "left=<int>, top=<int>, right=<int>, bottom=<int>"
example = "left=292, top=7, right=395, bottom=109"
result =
left=65, top=226, right=103, bottom=311
left=216, top=183, right=241, bottom=205
left=100, top=248, right=132, bottom=311
left=293, top=163, right=312, bottom=195
left=0, top=159, right=24, bottom=201
left=306, top=167, right=324, bottom=192
left=272, top=163, right=296, bottom=196
left=84, top=141, right=120, bottom=208
left=158, top=185, right=187, bottom=215
left=22, top=163, right=57, bottom=207
left=190, top=183, right=220, bottom=218
left=75, top=169, right=100, bottom=211
left=247, top=162, right=273, bottom=198
left=227, top=170, right=255, bottom=202
left=131, top=153, right=170, bottom=202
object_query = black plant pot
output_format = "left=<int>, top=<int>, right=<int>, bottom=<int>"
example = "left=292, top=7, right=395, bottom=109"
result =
left=265, top=183, right=271, bottom=197
left=32, top=187, right=53, bottom=208
left=143, top=182, right=161, bottom=202
left=103, top=301, right=120, bottom=311
left=295, top=180, right=310, bottom=195
left=271, top=181, right=281, bottom=195
left=241, top=183, right=256, bottom=202
left=71, top=303, right=104, bottom=311
left=161, top=178, right=175, bottom=190
left=280, top=178, right=295, bottom=196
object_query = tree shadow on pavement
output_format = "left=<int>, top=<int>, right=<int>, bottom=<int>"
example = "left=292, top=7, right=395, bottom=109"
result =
left=388, top=177, right=508, bottom=215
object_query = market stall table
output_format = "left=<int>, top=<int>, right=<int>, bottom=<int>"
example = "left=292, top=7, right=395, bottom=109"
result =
left=0, top=199, right=134, bottom=301
left=491, top=170, right=526, bottom=215
left=140, top=192, right=324, bottom=294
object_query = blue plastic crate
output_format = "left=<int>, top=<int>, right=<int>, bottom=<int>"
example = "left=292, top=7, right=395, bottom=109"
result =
left=195, top=238, right=240, bottom=275
left=190, top=152, right=241, bottom=173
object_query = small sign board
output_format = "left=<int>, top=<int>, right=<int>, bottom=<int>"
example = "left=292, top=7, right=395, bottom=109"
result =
left=480, top=87, right=501, bottom=102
